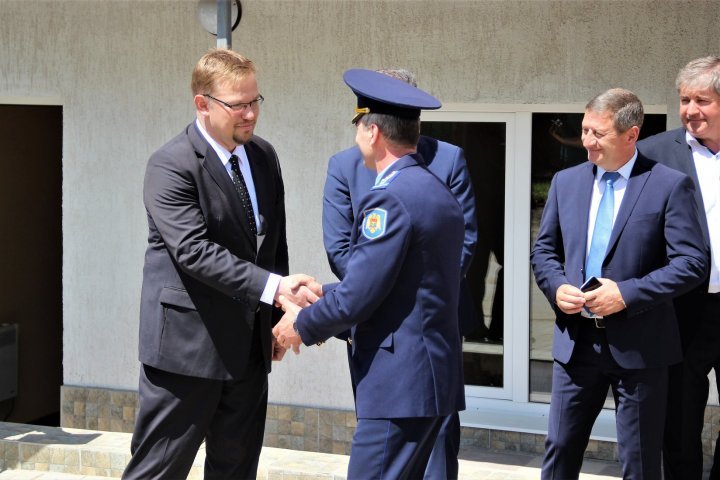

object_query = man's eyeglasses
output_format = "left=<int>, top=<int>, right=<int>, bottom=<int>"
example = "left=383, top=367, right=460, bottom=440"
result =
left=204, top=94, right=264, bottom=112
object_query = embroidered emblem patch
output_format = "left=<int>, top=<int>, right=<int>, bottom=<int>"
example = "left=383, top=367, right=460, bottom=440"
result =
left=362, top=208, right=387, bottom=240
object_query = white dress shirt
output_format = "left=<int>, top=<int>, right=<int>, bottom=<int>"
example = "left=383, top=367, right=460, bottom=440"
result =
left=687, top=131, right=720, bottom=293
left=195, top=120, right=281, bottom=304
left=585, top=151, right=638, bottom=258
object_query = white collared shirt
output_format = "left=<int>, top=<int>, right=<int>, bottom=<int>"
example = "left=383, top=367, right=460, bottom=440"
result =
left=686, top=131, right=720, bottom=293
left=586, top=151, right=638, bottom=258
left=195, top=120, right=280, bottom=304
left=194, top=120, right=260, bottom=227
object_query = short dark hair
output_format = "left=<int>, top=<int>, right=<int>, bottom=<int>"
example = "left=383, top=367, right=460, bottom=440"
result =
left=359, top=113, right=420, bottom=148
left=585, top=88, right=644, bottom=132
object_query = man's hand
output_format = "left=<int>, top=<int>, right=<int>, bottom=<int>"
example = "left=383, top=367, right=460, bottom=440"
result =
left=275, top=274, right=323, bottom=307
left=271, top=337, right=287, bottom=361
left=272, top=295, right=303, bottom=354
left=555, top=284, right=586, bottom=314
left=583, top=278, right=626, bottom=317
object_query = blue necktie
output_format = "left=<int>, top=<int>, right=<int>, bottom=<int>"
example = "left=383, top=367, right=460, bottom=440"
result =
left=585, top=172, right=620, bottom=280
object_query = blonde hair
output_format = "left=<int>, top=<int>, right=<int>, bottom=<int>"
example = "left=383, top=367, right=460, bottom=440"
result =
left=191, top=49, right=256, bottom=95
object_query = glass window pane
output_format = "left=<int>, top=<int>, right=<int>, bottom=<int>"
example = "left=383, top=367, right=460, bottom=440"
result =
left=423, top=121, right=506, bottom=388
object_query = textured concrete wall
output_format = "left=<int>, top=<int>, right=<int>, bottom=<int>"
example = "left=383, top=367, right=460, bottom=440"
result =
left=1, top=0, right=718, bottom=411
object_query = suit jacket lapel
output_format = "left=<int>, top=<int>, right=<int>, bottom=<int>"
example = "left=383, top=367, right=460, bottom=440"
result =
left=670, top=129, right=710, bottom=241
left=187, top=123, right=258, bottom=246
left=245, top=141, right=272, bottom=253
left=605, top=155, right=652, bottom=255
left=570, top=163, right=596, bottom=263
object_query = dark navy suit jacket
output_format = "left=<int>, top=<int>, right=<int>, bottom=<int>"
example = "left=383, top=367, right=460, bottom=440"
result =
left=322, top=136, right=477, bottom=334
left=139, top=123, right=288, bottom=380
left=531, top=153, right=707, bottom=369
left=638, top=128, right=711, bottom=257
left=298, top=154, right=466, bottom=419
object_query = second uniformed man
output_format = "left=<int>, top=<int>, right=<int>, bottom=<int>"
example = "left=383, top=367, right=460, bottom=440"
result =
left=273, top=68, right=466, bottom=478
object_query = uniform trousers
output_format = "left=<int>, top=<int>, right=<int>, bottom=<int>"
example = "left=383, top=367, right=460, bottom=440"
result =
left=122, top=362, right=268, bottom=480
left=347, top=416, right=443, bottom=480
left=542, top=322, right=668, bottom=480
left=424, top=412, right=460, bottom=479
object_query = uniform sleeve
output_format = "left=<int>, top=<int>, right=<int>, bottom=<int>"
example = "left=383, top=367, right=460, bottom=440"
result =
left=448, top=146, right=478, bottom=275
left=298, top=191, right=412, bottom=344
left=322, top=155, right=353, bottom=280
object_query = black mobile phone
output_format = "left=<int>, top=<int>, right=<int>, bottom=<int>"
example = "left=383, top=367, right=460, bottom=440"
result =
left=580, top=276, right=602, bottom=292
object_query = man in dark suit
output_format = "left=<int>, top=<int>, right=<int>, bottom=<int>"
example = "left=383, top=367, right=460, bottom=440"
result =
left=123, top=49, right=320, bottom=480
left=531, top=88, right=708, bottom=479
left=322, top=68, right=477, bottom=480
left=637, top=56, right=720, bottom=479
left=273, top=69, right=466, bottom=479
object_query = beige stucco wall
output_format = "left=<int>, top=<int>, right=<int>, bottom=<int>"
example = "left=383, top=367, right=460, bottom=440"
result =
left=1, top=0, right=718, bottom=411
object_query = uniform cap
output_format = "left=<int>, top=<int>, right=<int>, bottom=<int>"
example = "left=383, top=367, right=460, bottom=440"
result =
left=343, top=68, right=441, bottom=124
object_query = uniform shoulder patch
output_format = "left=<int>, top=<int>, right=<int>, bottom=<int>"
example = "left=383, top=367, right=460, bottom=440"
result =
left=362, top=208, right=388, bottom=240
left=371, top=170, right=401, bottom=190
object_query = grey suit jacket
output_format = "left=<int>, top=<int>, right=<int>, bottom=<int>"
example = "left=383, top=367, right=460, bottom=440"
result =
left=138, top=122, right=289, bottom=380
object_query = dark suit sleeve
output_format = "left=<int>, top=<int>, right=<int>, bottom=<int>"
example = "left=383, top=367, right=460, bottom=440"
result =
left=617, top=175, right=708, bottom=315
left=447, top=146, right=477, bottom=275
left=322, top=154, right=353, bottom=280
left=299, top=191, right=412, bottom=344
left=144, top=150, right=268, bottom=305
left=531, top=173, right=570, bottom=307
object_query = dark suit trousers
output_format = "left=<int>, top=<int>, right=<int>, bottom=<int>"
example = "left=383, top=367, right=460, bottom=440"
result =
left=348, top=416, right=443, bottom=480
left=122, top=362, right=268, bottom=480
left=542, top=324, right=668, bottom=480
left=664, top=293, right=720, bottom=480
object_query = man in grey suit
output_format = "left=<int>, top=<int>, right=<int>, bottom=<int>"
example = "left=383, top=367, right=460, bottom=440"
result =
left=123, top=49, right=320, bottom=480
left=637, top=56, right=720, bottom=479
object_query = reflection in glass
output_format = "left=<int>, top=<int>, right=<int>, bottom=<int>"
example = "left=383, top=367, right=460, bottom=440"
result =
left=528, top=112, right=667, bottom=403
left=423, top=121, right=505, bottom=388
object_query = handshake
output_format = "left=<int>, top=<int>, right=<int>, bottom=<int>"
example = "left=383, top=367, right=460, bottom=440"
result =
left=271, top=274, right=323, bottom=360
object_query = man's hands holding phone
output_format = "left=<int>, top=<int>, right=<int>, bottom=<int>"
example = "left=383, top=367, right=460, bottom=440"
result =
left=555, top=277, right=627, bottom=316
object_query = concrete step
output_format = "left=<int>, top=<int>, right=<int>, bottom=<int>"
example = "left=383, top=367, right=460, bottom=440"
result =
left=0, top=421, right=622, bottom=479
left=0, top=471, right=108, bottom=480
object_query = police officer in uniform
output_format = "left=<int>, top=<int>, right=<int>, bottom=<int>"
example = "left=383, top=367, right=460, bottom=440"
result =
left=273, top=69, right=466, bottom=479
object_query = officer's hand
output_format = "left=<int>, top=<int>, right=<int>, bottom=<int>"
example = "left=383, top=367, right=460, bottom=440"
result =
left=272, top=295, right=303, bottom=354
left=275, top=274, right=322, bottom=307
left=555, top=284, right=585, bottom=314
left=583, top=278, right=625, bottom=317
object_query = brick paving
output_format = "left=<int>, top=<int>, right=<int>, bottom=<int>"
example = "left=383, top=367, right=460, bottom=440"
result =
left=0, top=422, right=622, bottom=479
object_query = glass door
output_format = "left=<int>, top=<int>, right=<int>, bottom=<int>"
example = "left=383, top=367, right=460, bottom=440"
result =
left=422, top=111, right=522, bottom=401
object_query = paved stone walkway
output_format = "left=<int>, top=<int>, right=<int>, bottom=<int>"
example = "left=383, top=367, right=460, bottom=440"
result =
left=0, top=421, right=622, bottom=479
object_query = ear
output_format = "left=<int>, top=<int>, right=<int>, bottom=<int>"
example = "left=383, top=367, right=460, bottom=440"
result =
left=194, top=94, right=210, bottom=116
left=626, top=125, right=640, bottom=143
left=368, top=123, right=380, bottom=145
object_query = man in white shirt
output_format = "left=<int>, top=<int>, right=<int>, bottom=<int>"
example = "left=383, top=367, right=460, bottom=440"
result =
left=637, top=55, right=720, bottom=480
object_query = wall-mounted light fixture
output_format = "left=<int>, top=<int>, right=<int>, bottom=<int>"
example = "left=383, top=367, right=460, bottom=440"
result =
left=197, top=0, right=242, bottom=49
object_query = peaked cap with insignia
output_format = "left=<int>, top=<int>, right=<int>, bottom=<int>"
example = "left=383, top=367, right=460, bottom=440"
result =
left=343, top=68, right=442, bottom=124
